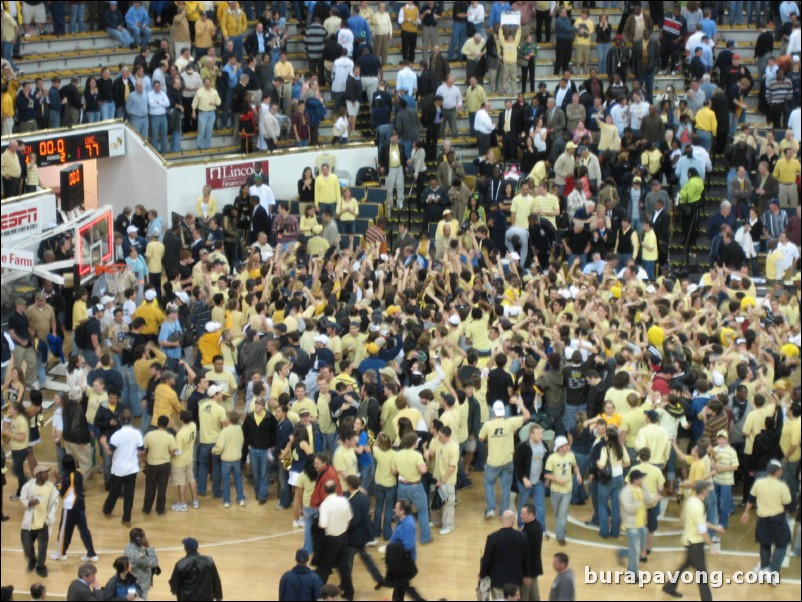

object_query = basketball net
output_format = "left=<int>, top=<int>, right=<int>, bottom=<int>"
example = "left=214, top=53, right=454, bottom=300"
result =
left=94, top=263, right=129, bottom=295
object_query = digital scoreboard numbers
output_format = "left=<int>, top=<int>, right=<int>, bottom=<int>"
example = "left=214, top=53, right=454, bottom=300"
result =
left=60, top=163, right=84, bottom=211
left=13, top=131, right=112, bottom=167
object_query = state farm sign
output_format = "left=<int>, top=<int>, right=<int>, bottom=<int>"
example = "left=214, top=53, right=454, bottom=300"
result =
left=1, top=198, right=42, bottom=241
left=206, top=161, right=269, bottom=189
left=0, top=248, right=35, bottom=272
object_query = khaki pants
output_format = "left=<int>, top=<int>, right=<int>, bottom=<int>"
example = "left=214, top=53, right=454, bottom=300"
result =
left=502, top=62, right=517, bottom=94
left=374, top=33, right=391, bottom=64
left=422, top=25, right=438, bottom=59
left=63, top=441, right=93, bottom=476
left=778, top=182, right=799, bottom=208
left=575, top=44, right=590, bottom=69
left=520, top=579, right=541, bottom=601
left=280, top=83, right=293, bottom=117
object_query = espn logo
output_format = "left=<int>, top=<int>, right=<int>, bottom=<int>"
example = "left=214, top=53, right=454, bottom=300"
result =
left=1, top=206, right=38, bottom=236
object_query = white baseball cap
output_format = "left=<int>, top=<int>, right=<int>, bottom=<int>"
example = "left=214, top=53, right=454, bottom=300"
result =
left=447, top=314, right=461, bottom=326
left=554, top=436, right=569, bottom=449
left=314, top=334, right=330, bottom=345
left=144, top=290, right=157, bottom=301
left=492, top=401, right=506, bottom=417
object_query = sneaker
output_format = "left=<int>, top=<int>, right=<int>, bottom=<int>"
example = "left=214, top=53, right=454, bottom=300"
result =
left=428, top=521, right=442, bottom=528
left=711, top=535, right=721, bottom=543
left=239, top=499, right=246, bottom=507
left=439, top=528, right=453, bottom=536
left=172, top=503, right=188, bottom=512
left=81, top=555, right=99, bottom=562
left=223, top=503, right=230, bottom=508
left=292, top=518, right=305, bottom=528
left=484, top=510, right=496, bottom=519
left=365, top=539, right=379, bottom=547
left=9, top=495, right=20, bottom=501
left=274, top=503, right=288, bottom=511
left=378, top=545, right=387, bottom=554
left=50, top=552, right=68, bottom=561
left=192, top=500, right=200, bottom=509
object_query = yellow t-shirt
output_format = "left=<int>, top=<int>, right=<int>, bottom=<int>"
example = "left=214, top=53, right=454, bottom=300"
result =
left=291, top=398, right=319, bottom=418
left=145, top=241, right=165, bottom=273
left=332, top=446, right=358, bottom=490
left=8, top=414, right=29, bottom=451
left=297, top=471, right=315, bottom=507
left=198, top=399, right=227, bottom=444
left=545, top=451, right=577, bottom=494
left=212, top=424, right=244, bottom=462
left=143, top=428, right=177, bottom=465
left=435, top=440, right=459, bottom=485
left=172, top=423, right=196, bottom=468
left=604, top=388, right=635, bottom=414
left=629, top=462, right=665, bottom=503
left=392, top=448, right=425, bottom=482
left=630, top=485, right=647, bottom=527
left=72, top=299, right=88, bottom=327
left=373, top=447, right=397, bottom=488
left=31, top=483, right=51, bottom=529
left=681, top=496, right=707, bottom=545
left=750, top=477, right=792, bottom=517
left=634, top=423, right=670, bottom=465
left=479, top=416, right=524, bottom=467
left=510, top=194, right=533, bottom=229
left=620, top=406, right=648, bottom=448
left=439, top=408, right=460, bottom=440
left=781, top=416, right=801, bottom=462
left=380, top=398, right=400, bottom=440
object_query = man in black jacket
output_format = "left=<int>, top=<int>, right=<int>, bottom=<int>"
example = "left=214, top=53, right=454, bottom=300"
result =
left=169, top=538, right=223, bottom=601
left=112, top=66, right=135, bottom=118
left=520, top=503, right=544, bottom=601
left=63, top=387, right=93, bottom=476
left=479, top=510, right=529, bottom=599
left=422, top=95, right=443, bottom=161
left=514, top=424, right=548, bottom=535
left=94, top=389, right=124, bottom=490
left=242, top=398, right=276, bottom=504
left=250, top=195, right=270, bottom=244
left=344, top=475, right=383, bottom=597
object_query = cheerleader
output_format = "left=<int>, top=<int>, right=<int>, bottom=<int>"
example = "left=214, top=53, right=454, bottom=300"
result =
left=51, top=454, right=98, bottom=562
left=25, top=389, right=44, bottom=473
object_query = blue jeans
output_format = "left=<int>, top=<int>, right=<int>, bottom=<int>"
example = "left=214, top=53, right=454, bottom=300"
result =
left=589, top=478, right=600, bottom=524
left=714, top=483, right=733, bottom=529
left=49, top=109, right=61, bottom=128
left=150, top=114, right=168, bottom=154
left=517, top=480, right=547, bottom=532
left=220, top=460, right=245, bottom=504
left=640, top=69, right=656, bottom=103
left=484, top=462, right=513, bottom=515
left=223, top=87, right=235, bottom=128
left=128, top=25, right=152, bottom=47
left=249, top=447, right=270, bottom=501
left=197, top=111, right=215, bottom=149
left=618, top=526, right=647, bottom=574
left=1, top=42, right=17, bottom=71
left=783, top=460, right=799, bottom=512
left=746, top=1, right=764, bottom=23
left=598, top=475, right=624, bottom=538
left=140, top=409, right=152, bottom=435
left=705, top=486, right=719, bottom=537
left=320, top=432, right=337, bottom=457
left=642, top=260, right=655, bottom=280
left=303, top=506, right=318, bottom=554
left=107, top=27, right=133, bottom=47
left=697, top=130, right=713, bottom=153
left=51, top=1, right=66, bottom=34
left=728, top=1, right=743, bottom=25
left=551, top=491, right=571, bottom=541
left=70, top=3, right=86, bottom=33
left=198, top=443, right=222, bottom=497
left=448, top=21, right=467, bottom=61
left=170, top=120, right=182, bottom=153
left=397, top=482, right=432, bottom=543
left=572, top=453, right=590, bottom=504
left=129, top=115, right=149, bottom=138
left=36, top=340, right=48, bottom=389
left=100, top=102, right=115, bottom=121
left=566, top=254, right=586, bottom=272
left=373, top=483, right=397, bottom=540
left=278, top=464, right=292, bottom=508
left=121, top=365, right=142, bottom=414
left=230, top=34, right=244, bottom=62
left=85, top=111, right=100, bottom=123
left=617, top=253, right=632, bottom=266
left=597, top=42, right=610, bottom=75
left=563, top=404, right=586, bottom=435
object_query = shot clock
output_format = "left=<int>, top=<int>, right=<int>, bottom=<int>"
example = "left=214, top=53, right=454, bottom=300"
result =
left=60, top=164, right=84, bottom=211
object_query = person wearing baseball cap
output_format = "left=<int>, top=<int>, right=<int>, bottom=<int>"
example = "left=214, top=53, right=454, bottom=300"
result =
left=20, top=465, right=59, bottom=577
left=479, top=398, right=530, bottom=519
left=278, top=548, right=322, bottom=600
left=145, top=223, right=165, bottom=301
left=170, top=537, right=223, bottom=601
left=543, top=435, right=580, bottom=545
left=196, top=385, right=229, bottom=499
left=712, top=430, right=738, bottom=530
left=616, top=468, right=655, bottom=576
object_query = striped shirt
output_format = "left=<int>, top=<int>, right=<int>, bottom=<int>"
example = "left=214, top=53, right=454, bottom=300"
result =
left=712, top=444, right=738, bottom=486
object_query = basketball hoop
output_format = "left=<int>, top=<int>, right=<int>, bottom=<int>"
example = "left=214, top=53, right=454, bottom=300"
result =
left=94, top=263, right=129, bottom=296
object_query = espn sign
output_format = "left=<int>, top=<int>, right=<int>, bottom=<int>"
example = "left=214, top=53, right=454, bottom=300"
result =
left=0, top=248, right=35, bottom=272
left=206, top=161, right=269, bottom=189
left=1, top=199, right=42, bottom=241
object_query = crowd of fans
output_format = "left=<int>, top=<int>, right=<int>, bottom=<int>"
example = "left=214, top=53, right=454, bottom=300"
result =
left=1, top=1, right=802, bottom=601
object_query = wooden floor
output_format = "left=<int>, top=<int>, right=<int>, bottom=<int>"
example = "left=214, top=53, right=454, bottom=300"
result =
left=2, top=416, right=800, bottom=601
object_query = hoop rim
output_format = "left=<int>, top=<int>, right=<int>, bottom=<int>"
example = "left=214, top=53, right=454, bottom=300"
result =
left=95, top=263, right=129, bottom=275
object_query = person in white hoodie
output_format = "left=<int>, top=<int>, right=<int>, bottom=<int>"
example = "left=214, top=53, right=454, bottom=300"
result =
left=258, top=100, right=280, bottom=151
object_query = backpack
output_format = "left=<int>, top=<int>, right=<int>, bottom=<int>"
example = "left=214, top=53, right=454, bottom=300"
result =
left=74, top=320, right=92, bottom=350
left=355, top=166, right=379, bottom=186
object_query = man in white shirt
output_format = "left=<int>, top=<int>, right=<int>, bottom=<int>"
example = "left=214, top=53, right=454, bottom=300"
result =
left=147, top=80, right=170, bottom=154
left=258, top=100, right=280, bottom=151
left=435, top=76, right=463, bottom=138
left=249, top=174, right=275, bottom=215
left=316, top=479, right=353, bottom=586
left=396, top=60, right=418, bottom=96
left=628, top=91, right=649, bottom=134
left=101, top=410, right=144, bottom=527
left=777, top=232, right=800, bottom=276
left=331, top=49, right=354, bottom=114
left=790, top=105, right=801, bottom=142
left=506, top=179, right=534, bottom=266
left=474, top=100, right=495, bottom=155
